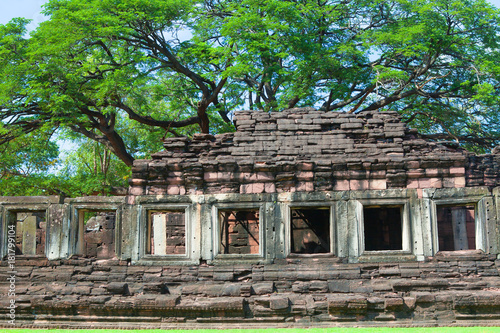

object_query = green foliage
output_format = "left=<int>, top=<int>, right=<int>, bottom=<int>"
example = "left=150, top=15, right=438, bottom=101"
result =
left=0, top=0, right=500, bottom=196
left=0, top=130, right=61, bottom=196
left=58, top=138, right=131, bottom=196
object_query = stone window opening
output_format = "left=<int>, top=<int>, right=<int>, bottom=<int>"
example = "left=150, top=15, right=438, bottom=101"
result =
left=363, top=205, right=404, bottom=252
left=146, top=211, right=186, bottom=255
left=436, top=205, right=476, bottom=251
left=77, top=210, right=116, bottom=259
left=290, top=208, right=330, bottom=254
left=7, top=211, right=46, bottom=256
left=219, top=209, right=260, bottom=255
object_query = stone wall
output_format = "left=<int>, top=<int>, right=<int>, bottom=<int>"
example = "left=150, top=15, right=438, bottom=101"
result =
left=11, top=212, right=46, bottom=256
left=83, top=212, right=116, bottom=259
left=0, top=187, right=498, bottom=328
left=129, top=109, right=500, bottom=196
left=0, top=253, right=499, bottom=329
left=219, top=210, right=260, bottom=255
left=149, top=211, right=186, bottom=255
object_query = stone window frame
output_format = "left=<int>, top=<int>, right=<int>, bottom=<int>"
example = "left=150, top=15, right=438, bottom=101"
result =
left=353, top=198, right=413, bottom=260
left=68, top=201, right=123, bottom=259
left=138, top=203, right=193, bottom=263
left=283, top=202, right=336, bottom=258
left=430, top=195, right=490, bottom=254
left=211, top=202, right=266, bottom=261
left=0, top=204, right=51, bottom=259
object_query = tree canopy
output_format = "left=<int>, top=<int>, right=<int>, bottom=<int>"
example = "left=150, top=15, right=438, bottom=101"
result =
left=1, top=0, right=500, bottom=194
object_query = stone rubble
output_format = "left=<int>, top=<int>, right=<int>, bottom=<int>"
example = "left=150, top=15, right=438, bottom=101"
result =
left=130, top=109, right=499, bottom=196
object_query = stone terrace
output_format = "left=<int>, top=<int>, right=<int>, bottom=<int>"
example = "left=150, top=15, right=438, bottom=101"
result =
left=1, top=252, right=500, bottom=329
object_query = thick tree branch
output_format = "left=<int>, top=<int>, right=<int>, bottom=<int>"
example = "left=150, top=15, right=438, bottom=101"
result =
left=361, top=89, right=418, bottom=112
left=70, top=123, right=135, bottom=167
left=111, top=100, right=200, bottom=128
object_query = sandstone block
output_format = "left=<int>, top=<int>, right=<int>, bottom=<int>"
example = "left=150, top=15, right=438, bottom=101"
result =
left=106, top=282, right=129, bottom=295
left=155, top=295, right=180, bottom=307
left=270, top=296, right=290, bottom=310
left=252, top=282, right=274, bottom=295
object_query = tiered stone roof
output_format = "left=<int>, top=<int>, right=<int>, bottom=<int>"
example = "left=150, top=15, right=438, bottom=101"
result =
left=129, top=108, right=500, bottom=196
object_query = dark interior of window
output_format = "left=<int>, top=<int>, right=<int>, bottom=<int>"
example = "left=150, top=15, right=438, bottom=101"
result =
left=363, top=206, right=402, bottom=251
left=147, top=211, right=186, bottom=255
left=437, top=205, right=475, bottom=251
left=290, top=208, right=330, bottom=254
left=219, top=210, right=259, bottom=254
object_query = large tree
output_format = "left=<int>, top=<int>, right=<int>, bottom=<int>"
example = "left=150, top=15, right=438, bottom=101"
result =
left=212, top=0, right=500, bottom=150
left=0, top=0, right=499, bottom=173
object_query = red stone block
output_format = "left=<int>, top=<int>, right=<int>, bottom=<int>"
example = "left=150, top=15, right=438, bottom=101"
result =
left=485, top=178, right=496, bottom=186
left=350, top=179, right=369, bottom=190
left=97, top=244, right=115, bottom=259
left=406, top=160, right=420, bottom=169
left=240, top=184, right=252, bottom=194
left=296, top=171, right=314, bottom=181
left=297, top=162, right=314, bottom=171
left=149, top=186, right=167, bottom=195
left=237, top=172, right=253, bottom=182
left=129, top=186, right=145, bottom=196
left=334, top=180, right=350, bottom=191
left=418, top=178, right=431, bottom=188
left=454, top=177, right=466, bottom=187
left=264, top=183, right=276, bottom=193
left=407, top=169, right=425, bottom=178
left=276, top=184, right=296, bottom=193
left=129, top=178, right=148, bottom=186
left=296, top=181, right=314, bottom=192
left=429, top=178, right=442, bottom=188
left=348, top=170, right=367, bottom=180
left=442, top=177, right=455, bottom=188
left=257, top=172, right=274, bottom=181
left=167, top=186, right=180, bottom=195
left=449, top=167, right=465, bottom=176
left=407, top=179, right=419, bottom=189
left=217, top=172, right=233, bottom=182
left=84, top=232, right=100, bottom=245
left=220, top=186, right=237, bottom=194
left=369, top=179, right=387, bottom=190
left=370, top=170, right=386, bottom=179
left=425, top=168, right=440, bottom=177
left=250, top=183, right=265, bottom=193
left=333, top=171, right=350, bottom=179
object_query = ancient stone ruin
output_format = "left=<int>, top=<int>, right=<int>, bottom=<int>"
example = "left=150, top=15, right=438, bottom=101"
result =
left=0, top=108, right=499, bottom=329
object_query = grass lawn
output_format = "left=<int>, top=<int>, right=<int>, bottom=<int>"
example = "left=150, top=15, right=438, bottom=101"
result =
left=2, top=328, right=500, bottom=333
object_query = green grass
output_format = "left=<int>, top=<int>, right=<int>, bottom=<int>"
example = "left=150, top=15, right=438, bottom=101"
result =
left=2, top=328, right=500, bottom=333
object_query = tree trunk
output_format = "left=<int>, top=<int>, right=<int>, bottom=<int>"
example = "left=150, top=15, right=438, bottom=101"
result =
left=197, top=103, right=210, bottom=134
left=103, top=130, right=135, bottom=167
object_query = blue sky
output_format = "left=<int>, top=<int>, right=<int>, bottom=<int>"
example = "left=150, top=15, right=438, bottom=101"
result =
left=0, top=0, right=47, bottom=28
left=2, top=0, right=500, bottom=27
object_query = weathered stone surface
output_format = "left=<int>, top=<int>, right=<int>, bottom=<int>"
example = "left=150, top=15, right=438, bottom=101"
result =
left=106, top=282, right=129, bottom=295
left=270, top=296, right=290, bottom=310
left=130, top=109, right=500, bottom=195
left=0, top=257, right=500, bottom=327
left=155, top=295, right=180, bottom=307
left=252, top=282, right=274, bottom=295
